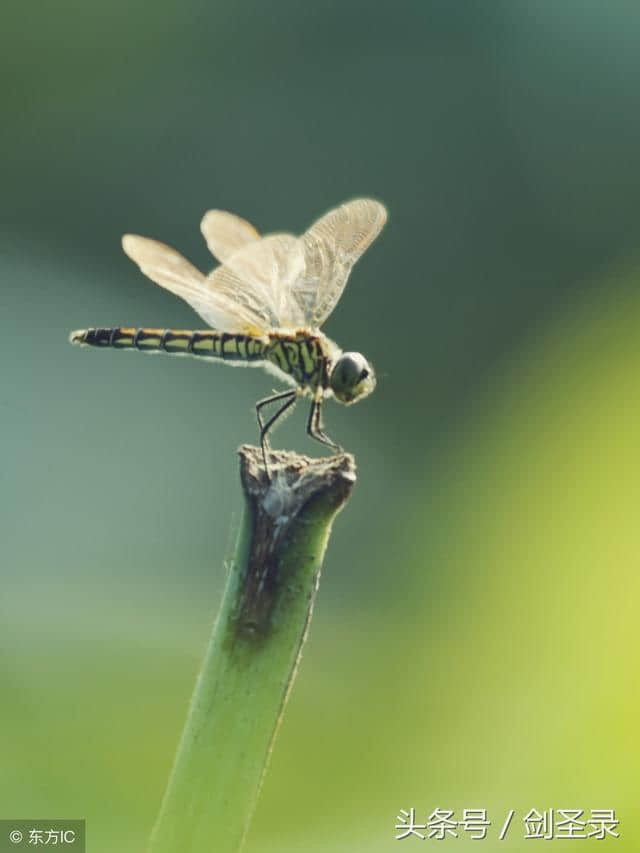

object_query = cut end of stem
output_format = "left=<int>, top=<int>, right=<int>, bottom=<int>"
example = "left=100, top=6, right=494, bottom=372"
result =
left=235, top=446, right=357, bottom=639
left=238, top=444, right=356, bottom=504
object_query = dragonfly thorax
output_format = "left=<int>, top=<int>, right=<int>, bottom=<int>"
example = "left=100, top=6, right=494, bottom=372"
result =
left=329, top=351, right=376, bottom=404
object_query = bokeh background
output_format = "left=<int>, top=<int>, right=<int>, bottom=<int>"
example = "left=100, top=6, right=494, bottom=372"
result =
left=3, top=1, right=640, bottom=849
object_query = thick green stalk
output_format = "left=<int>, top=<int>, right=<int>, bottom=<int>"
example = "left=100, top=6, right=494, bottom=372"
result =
left=148, top=446, right=356, bottom=853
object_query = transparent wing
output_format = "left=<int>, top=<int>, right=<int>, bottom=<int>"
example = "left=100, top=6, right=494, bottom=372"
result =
left=122, top=235, right=270, bottom=331
left=200, top=210, right=261, bottom=264
left=123, top=199, right=387, bottom=334
left=295, top=198, right=388, bottom=327
left=206, top=233, right=307, bottom=329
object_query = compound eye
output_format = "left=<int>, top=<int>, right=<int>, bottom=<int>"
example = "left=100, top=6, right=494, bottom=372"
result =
left=330, top=351, right=373, bottom=402
left=337, top=354, right=362, bottom=387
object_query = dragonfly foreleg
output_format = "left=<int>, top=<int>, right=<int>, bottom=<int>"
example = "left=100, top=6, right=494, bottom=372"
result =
left=306, top=399, right=343, bottom=454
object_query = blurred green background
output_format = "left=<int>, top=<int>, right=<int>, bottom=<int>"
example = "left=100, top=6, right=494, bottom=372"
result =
left=3, top=0, right=640, bottom=849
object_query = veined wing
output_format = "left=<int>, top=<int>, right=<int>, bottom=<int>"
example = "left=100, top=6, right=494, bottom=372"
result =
left=295, top=198, right=387, bottom=327
left=200, top=210, right=261, bottom=264
left=122, top=235, right=270, bottom=332
left=200, top=209, right=305, bottom=328
left=202, top=199, right=387, bottom=330
left=123, top=199, right=387, bottom=334
left=206, top=233, right=308, bottom=330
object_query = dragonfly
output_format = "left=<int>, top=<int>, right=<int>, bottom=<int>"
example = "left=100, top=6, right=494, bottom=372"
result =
left=70, top=198, right=387, bottom=470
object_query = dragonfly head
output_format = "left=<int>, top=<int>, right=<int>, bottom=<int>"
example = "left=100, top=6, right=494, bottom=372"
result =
left=329, top=352, right=376, bottom=404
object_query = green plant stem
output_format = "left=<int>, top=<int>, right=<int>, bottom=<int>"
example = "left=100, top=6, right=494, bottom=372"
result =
left=148, top=445, right=356, bottom=853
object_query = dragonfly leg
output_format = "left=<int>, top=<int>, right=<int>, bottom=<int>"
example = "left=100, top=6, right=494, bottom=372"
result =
left=256, top=390, right=297, bottom=445
left=256, top=390, right=297, bottom=472
left=306, top=399, right=343, bottom=454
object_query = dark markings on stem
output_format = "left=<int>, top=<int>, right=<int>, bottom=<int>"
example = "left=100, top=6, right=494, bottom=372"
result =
left=229, top=446, right=356, bottom=642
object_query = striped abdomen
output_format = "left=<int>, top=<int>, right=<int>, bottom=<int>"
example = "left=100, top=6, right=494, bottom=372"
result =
left=70, top=327, right=268, bottom=362
left=70, top=326, right=331, bottom=391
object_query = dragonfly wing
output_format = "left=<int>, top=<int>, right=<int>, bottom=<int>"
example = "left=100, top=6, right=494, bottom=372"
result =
left=296, top=198, right=387, bottom=327
left=207, top=232, right=307, bottom=329
left=123, top=200, right=387, bottom=333
left=200, top=210, right=261, bottom=264
left=122, top=235, right=266, bottom=331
